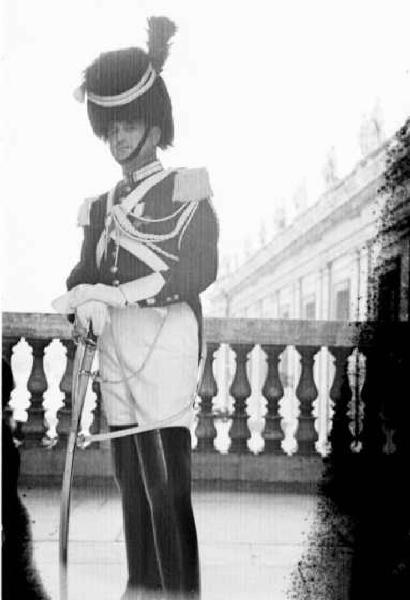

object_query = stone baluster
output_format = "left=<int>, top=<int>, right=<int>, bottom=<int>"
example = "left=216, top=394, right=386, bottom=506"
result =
left=361, top=340, right=403, bottom=455
left=261, top=345, right=286, bottom=455
left=352, top=350, right=363, bottom=449
left=2, top=336, right=19, bottom=420
left=382, top=336, right=409, bottom=455
left=2, top=336, right=18, bottom=364
left=2, top=333, right=25, bottom=444
left=25, top=338, right=51, bottom=444
left=195, top=343, right=219, bottom=452
left=328, top=346, right=354, bottom=457
left=57, top=339, right=76, bottom=440
left=2, top=337, right=24, bottom=445
left=359, top=345, right=384, bottom=455
left=295, top=346, right=320, bottom=455
left=228, top=344, right=253, bottom=454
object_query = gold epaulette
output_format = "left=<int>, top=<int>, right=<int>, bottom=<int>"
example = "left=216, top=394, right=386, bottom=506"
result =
left=172, top=167, right=212, bottom=203
left=76, top=196, right=99, bottom=227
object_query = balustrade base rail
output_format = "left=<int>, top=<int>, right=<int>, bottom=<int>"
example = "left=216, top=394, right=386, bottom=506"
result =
left=18, top=447, right=323, bottom=492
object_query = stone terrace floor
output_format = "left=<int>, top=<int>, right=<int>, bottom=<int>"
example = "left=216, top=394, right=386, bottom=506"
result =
left=24, top=485, right=318, bottom=600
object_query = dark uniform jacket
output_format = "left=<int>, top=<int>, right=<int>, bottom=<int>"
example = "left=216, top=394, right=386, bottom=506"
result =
left=66, top=169, right=219, bottom=349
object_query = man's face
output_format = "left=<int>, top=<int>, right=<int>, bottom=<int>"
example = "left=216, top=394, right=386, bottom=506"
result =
left=107, top=119, right=148, bottom=163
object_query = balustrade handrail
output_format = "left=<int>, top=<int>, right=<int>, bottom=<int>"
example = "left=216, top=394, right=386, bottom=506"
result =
left=3, top=311, right=407, bottom=346
left=3, top=312, right=72, bottom=340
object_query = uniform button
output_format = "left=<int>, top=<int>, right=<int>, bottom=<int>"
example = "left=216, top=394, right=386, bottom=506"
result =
left=147, top=298, right=155, bottom=305
left=166, top=297, right=172, bottom=302
left=112, top=280, right=120, bottom=287
left=110, top=265, right=119, bottom=274
left=173, top=294, right=179, bottom=300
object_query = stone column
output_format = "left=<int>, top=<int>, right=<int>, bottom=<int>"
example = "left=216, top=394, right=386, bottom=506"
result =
left=326, top=261, right=333, bottom=319
left=317, top=267, right=324, bottom=320
left=366, top=239, right=376, bottom=319
left=352, top=248, right=361, bottom=321
left=320, top=261, right=332, bottom=320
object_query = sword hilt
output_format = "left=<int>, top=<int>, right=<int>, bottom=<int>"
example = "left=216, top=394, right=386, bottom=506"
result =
left=84, top=323, right=97, bottom=346
left=73, top=322, right=97, bottom=347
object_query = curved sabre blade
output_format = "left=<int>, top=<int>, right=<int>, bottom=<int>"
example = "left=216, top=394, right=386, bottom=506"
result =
left=59, top=337, right=96, bottom=600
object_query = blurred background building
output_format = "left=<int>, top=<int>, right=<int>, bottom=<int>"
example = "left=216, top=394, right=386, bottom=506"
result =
left=204, top=109, right=394, bottom=454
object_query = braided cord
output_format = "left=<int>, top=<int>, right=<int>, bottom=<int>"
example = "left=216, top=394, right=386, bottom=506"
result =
left=112, top=201, right=197, bottom=243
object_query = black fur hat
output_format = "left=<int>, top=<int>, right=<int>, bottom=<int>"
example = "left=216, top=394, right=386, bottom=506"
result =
left=76, top=17, right=176, bottom=149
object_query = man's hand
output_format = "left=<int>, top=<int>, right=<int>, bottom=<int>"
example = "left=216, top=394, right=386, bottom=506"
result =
left=52, top=284, right=126, bottom=315
left=73, top=283, right=126, bottom=309
left=75, top=300, right=110, bottom=336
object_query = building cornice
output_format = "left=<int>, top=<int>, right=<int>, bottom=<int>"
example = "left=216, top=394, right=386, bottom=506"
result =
left=215, top=143, right=388, bottom=299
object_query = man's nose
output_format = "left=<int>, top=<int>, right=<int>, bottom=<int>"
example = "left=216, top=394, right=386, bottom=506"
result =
left=112, top=124, right=126, bottom=143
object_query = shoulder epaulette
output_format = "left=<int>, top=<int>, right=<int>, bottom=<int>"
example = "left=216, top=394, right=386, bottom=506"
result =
left=76, top=195, right=100, bottom=227
left=172, top=167, right=212, bottom=203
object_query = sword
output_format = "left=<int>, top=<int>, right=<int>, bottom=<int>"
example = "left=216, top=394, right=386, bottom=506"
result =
left=59, top=326, right=97, bottom=600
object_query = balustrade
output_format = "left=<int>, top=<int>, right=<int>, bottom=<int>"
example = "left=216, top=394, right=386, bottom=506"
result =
left=2, top=313, right=407, bottom=483
left=328, top=346, right=354, bottom=456
left=2, top=336, right=18, bottom=420
left=359, top=345, right=384, bottom=454
left=2, top=336, right=18, bottom=365
left=25, top=338, right=50, bottom=444
left=228, top=344, right=253, bottom=454
left=294, top=346, right=320, bottom=455
left=195, top=343, right=219, bottom=452
left=57, top=339, right=76, bottom=439
left=261, top=345, right=286, bottom=455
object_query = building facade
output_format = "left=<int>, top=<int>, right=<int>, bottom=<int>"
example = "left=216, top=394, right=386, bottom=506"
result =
left=208, top=143, right=388, bottom=322
left=206, top=139, right=390, bottom=454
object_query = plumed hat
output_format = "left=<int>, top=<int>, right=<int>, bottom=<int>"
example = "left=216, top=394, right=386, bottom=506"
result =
left=75, top=17, right=176, bottom=149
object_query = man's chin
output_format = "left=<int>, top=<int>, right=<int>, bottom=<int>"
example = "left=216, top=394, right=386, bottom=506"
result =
left=114, top=149, right=132, bottom=162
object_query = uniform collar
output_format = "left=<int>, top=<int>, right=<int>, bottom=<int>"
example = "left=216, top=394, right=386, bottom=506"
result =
left=124, top=160, right=164, bottom=186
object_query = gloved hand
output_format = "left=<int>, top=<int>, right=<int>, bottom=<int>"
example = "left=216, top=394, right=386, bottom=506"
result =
left=75, top=300, right=110, bottom=336
left=52, top=283, right=126, bottom=314
left=76, top=283, right=126, bottom=308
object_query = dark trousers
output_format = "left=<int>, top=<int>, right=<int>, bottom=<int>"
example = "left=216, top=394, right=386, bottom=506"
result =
left=110, top=426, right=200, bottom=599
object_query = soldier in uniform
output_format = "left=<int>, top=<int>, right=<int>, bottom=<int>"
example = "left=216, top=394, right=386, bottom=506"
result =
left=56, top=16, right=218, bottom=599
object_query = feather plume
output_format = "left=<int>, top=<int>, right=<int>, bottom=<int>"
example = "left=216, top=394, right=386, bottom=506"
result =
left=147, top=16, right=177, bottom=73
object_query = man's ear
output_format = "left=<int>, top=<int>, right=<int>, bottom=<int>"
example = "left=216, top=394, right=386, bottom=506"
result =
left=150, top=126, right=161, bottom=147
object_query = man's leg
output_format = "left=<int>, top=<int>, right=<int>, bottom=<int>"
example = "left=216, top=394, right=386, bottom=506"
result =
left=133, top=429, right=184, bottom=595
left=161, top=427, right=200, bottom=597
left=100, top=318, right=162, bottom=595
left=111, top=429, right=162, bottom=593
